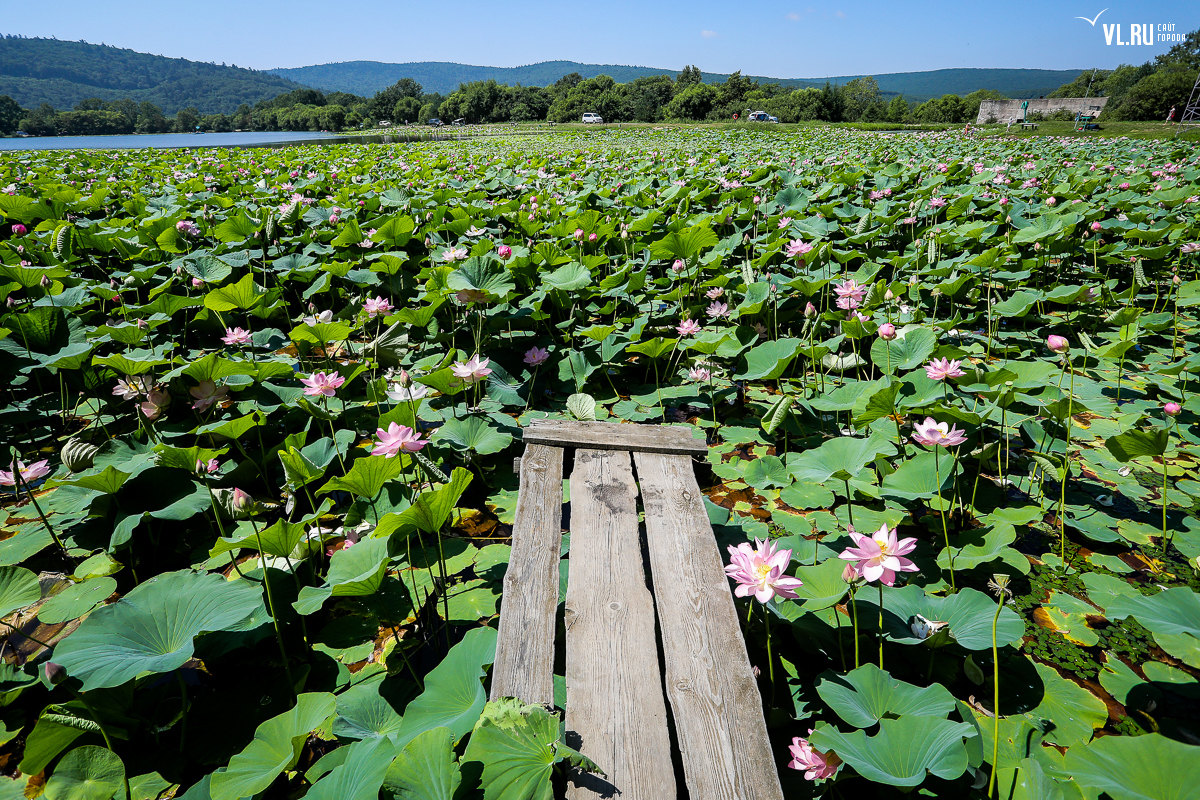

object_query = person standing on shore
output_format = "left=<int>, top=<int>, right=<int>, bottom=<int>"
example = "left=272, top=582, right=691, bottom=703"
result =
left=1167, top=105, right=1177, bottom=123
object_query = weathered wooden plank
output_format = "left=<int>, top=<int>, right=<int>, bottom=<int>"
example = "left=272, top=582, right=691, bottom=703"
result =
left=564, top=449, right=677, bottom=800
left=634, top=451, right=785, bottom=800
left=490, top=444, right=563, bottom=706
left=523, top=419, right=707, bottom=456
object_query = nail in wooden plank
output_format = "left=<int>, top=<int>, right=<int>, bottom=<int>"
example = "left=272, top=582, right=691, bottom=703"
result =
left=522, top=419, right=707, bottom=456
left=634, top=451, right=785, bottom=800
left=565, top=449, right=676, bottom=800
left=490, top=444, right=563, bottom=706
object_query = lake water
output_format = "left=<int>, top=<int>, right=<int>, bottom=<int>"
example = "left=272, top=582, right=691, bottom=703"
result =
left=0, top=130, right=459, bottom=151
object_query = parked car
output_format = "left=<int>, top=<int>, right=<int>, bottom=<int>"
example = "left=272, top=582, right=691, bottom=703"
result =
left=427, top=118, right=443, bottom=127
left=581, top=113, right=604, bottom=124
left=744, top=111, right=779, bottom=123
left=451, top=118, right=466, bottom=127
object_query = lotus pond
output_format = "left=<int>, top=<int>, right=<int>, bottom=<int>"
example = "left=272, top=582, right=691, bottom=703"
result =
left=1, top=127, right=1200, bottom=799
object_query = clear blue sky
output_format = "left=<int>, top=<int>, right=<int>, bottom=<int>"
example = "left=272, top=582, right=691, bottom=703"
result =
left=6, top=0, right=1198, bottom=76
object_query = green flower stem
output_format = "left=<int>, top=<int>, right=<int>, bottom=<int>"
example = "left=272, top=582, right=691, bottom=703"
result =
left=988, top=592, right=1005, bottom=799
left=850, top=585, right=860, bottom=669
left=763, top=603, right=775, bottom=703
left=878, top=581, right=885, bottom=669
left=935, top=448, right=956, bottom=592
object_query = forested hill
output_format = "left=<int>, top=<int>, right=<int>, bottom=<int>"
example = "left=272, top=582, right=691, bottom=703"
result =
left=0, top=36, right=310, bottom=114
left=271, top=60, right=1084, bottom=101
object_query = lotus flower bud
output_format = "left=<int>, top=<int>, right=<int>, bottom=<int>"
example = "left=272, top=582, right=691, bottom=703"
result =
left=884, top=289, right=895, bottom=301
left=496, top=244, right=512, bottom=259
left=192, top=278, right=203, bottom=288
left=123, top=276, right=136, bottom=286
left=43, top=662, right=68, bottom=685
left=231, top=487, right=252, bottom=513
left=1165, top=402, right=1182, bottom=416
left=1046, top=335, right=1069, bottom=354
left=878, top=323, right=897, bottom=341
left=842, top=563, right=859, bottom=583
left=40, top=274, right=50, bottom=287
left=672, top=259, right=684, bottom=273
left=574, top=228, right=584, bottom=240
left=396, top=369, right=412, bottom=388
left=11, top=224, right=26, bottom=236
left=804, top=302, right=817, bottom=318
left=1090, top=221, right=1102, bottom=232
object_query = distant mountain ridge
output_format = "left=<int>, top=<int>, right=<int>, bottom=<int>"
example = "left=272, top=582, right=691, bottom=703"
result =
left=0, top=36, right=308, bottom=114
left=270, top=60, right=1085, bottom=101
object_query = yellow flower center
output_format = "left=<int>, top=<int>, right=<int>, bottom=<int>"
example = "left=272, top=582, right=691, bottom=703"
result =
left=755, top=562, right=773, bottom=580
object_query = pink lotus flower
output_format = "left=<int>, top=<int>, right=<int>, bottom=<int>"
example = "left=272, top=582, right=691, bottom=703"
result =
left=221, top=327, right=252, bottom=346
left=786, top=239, right=813, bottom=258
left=706, top=301, right=730, bottom=319
left=672, top=259, right=685, bottom=273
left=777, top=216, right=793, bottom=229
left=139, top=388, right=171, bottom=420
left=929, top=197, right=946, bottom=209
left=878, top=323, right=897, bottom=341
left=573, top=228, right=584, bottom=240
left=301, top=371, right=345, bottom=397
left=452, top=354, right=492, bottom=384
left=0, top=459, right=52, bottom=487
left=191, top=277, right=204, bottom=288
left=112, top=375, right=150, bottom=400
left=788, top=735, right=841, bottom=781
left=689, top=366, right=711, bottom=382
left=175, top=220, right=200, bottom=237
left=373, top=422, right=429, bottom=457
left=1046, top=196, right=1057, bottom=206
left=442, top=247, right=468, bottom=262
left=496, top=244, right=512, bottom=259
left=189, top=380, right=228, bottom=412
left=924, top=357, right=965, bottom=381
left=1046, top=334, right=1069, bottom=353
left=302, top=310, right=334, bottom=326
left=363, top=296, right=393, bottom=318
left=1181, top=242, right=1200, bottom=255
left=195, top=458, right=220, bottom=475
left=524, top=347, right=550, bottom=366
left=911, top=417, right=968, bottom=448
left=706, top=286, right=725, bottom=299
left=724, top=538, right=804, bottom=603
left=1091, top=221, right=1103, bottom=232
left=10, top=224, right=26, bottom=236
left=677, top=318, right=702, bottom=336
left=838, top=524, right=919, bottom=586
left=1165, top=402, right=1182, bottom=416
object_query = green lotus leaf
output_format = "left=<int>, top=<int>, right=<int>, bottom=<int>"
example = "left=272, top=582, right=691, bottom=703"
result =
left=210, top=693, right=337, bottom=800
left=319, top=455, right=405, bottom=500
left=44, top=745, right=125, bottom=800
left=809, top=715, right=976, bottom=787
left=392, top=626, right=497, bottom=750
left=0, top=566, right=42, bottom=618
left=787, top=434, right=894, bottom=483
left=373, top=468, right=473, bottom=538
left=816, top=664, right=957, bottom=728
left=433, top=417, right=513, bottom=455
left=736, top=337, right=802, bottom=380
left=36, top=578, right=116, bottom=625
left=1064, top=733, right=1200, bottom=800
left=383, top=727, right=461, bottom=800
left=305, top=737, right=395, bottom=800
left=54, top=570, right=263, bottom=690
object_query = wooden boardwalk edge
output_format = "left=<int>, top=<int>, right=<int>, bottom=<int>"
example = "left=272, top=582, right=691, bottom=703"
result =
left=522, top=419, right=708, bottom=456
left=634, top=451, right=785, bottom=800
left=490, top=444, right=564, bottom=706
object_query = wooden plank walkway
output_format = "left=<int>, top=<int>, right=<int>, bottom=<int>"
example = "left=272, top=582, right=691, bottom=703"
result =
left=491, top=422, right=784, bottom=800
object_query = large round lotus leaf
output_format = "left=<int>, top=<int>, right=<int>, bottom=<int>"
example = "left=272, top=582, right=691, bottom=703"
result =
left=53, top=570, right=262, bottom=690
left=809, top=715, right=976, bottom=786
left=392, top=626, right=497, bottom=750
left=1065, top=733, right=1200, bottom=800
left=815, top=663, right=957, bottom=728
left=37, top=578, right=117, bottom=625
left=44, top=746, right=125, bottom=800
left=0, top=566, right=41, bottom=618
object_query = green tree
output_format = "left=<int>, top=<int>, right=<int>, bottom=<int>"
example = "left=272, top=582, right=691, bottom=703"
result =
left=839, top=76, right=883, bottom=122
left=0, top=95, right=23, bottom=133
left=136, top=101, right=169, bottom=132
left=1113, top=64, right=1197, bottom=120
left=370, top=78, right=422, bottom=119
left=676, top=65, right=703, bottom=89
left=174, top=106, right=201, bottom=132
left=73, top=97, right=105, bottom=111
left=663, top=82, right=717, bottom=120
left=393, top=96, right=421, bottom=124
left=19, top=103, right=58, bottom=136
left=885, top=94, right=909, bottom=123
